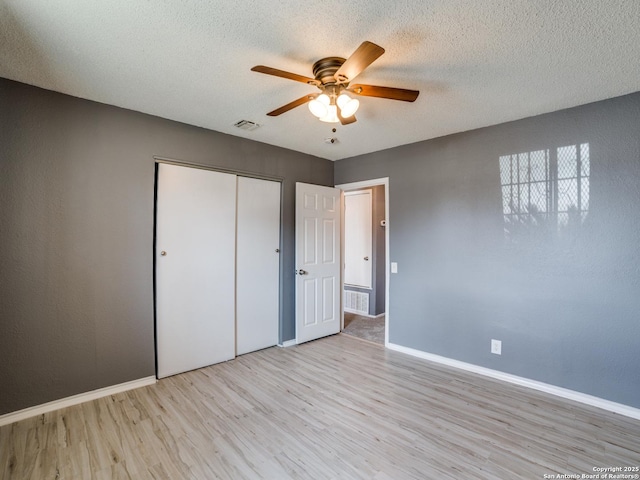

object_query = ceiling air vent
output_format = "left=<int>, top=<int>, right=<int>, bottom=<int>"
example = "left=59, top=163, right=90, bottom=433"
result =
left=233, top=120, right=261, bottom=131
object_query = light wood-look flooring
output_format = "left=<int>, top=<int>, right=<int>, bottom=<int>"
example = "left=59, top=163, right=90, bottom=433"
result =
left=2, top=334, right=639, bottom=479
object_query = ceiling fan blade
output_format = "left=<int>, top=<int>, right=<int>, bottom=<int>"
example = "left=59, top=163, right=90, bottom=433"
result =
left=251, top=65, right=317, bottom=85
left=338, top=111, right=357, bottom=125
left=348, top=84, right=420, bottom=102
left=334, top=41, right=385, bottom=83
left=266, top=94, right=318, bottom=116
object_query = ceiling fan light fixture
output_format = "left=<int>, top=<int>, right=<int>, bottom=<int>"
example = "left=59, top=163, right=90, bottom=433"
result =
left=308, top=94, right=330, bottom=118
left=252, top=41, right=419, bottom=124
left=319, top=104, right=340, bottom=123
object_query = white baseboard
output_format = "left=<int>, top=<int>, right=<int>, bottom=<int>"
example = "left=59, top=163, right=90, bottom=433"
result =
left=387, top=343, right=640, bottom=421
left=0, top=376, right=157, bottom=427
left=278, top=339, right=297, bottom=348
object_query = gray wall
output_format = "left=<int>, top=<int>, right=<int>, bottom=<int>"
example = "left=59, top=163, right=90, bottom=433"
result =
left=0, top=78, right=332, bottom=415
left=372, top=185, right=386, bottom=315
left=335, top=92, right=640, bottom=408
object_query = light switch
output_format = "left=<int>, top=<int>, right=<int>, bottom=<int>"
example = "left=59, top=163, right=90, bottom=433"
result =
left=391, top=262, right=398, bottom=273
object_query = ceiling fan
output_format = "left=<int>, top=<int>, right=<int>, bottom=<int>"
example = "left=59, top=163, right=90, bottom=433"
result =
left=251, top=41, right=419, bottom=125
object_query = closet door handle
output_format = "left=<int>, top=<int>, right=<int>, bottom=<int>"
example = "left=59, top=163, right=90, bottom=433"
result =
left=298, top=269, right=308, bottom=275
left=364, top=256, right=369, bottom=261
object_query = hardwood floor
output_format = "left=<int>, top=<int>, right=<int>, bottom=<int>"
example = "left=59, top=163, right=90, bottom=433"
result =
left=2, top=334, right=639, bottom=479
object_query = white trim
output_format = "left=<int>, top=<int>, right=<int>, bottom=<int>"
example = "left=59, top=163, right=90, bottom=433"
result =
left=344, top=189, right=371, bottom=197
left=0, top=376, right=157, bottom=427
left=337, top=178, right=389, bottom=191
left=336, top=178, right=390, bottom=347
left=278, top=339, right=297, bottom=348
left=387, top=343, right=640, bottom=420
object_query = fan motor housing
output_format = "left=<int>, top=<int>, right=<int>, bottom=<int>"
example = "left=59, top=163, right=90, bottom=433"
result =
left=312, top=57, right=346, bottom=85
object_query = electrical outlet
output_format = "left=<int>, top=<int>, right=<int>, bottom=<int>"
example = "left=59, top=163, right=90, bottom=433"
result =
left=491, top=339, right=502, bottom=355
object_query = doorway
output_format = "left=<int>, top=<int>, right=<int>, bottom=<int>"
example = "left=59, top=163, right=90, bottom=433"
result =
left=337, top=178, right=389, bottom=346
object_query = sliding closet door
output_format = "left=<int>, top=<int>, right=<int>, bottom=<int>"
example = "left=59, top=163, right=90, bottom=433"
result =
left=236, top=177, right=281, bottom=355
left=156, top=163, right=236, bottom=378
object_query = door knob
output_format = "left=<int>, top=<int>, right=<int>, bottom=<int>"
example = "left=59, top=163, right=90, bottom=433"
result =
left=161, top=251, right=167, bottom=256
left=364, top=256, right=369, bottom=261
left=298, top=269, right=308, bottom=275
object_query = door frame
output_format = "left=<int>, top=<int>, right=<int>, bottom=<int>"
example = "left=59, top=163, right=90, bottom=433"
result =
left=336, top=178, right=390, bottom=346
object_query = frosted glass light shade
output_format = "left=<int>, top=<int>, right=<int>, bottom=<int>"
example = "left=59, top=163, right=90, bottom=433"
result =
left=340, top=98, right=359, bottom=118
left=337, top=93, right=351, bottom=109
left=308, top=94, right=330, bottom=118
left=319, top=105, right=340, bottom=123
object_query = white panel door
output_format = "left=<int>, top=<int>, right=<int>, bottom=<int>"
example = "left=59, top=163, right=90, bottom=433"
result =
left=236, top=177, right=281, bottom=355
left=344, top=190, right=372, bottom=288
left=295, top=182, right=341, bottom=344
left=156, top=163, right=236, bottom=378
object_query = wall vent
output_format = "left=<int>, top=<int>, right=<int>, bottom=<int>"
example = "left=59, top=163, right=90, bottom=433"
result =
left=233, top=120, right=261, bottom=131
left=344, top=290, right=369, bottom=315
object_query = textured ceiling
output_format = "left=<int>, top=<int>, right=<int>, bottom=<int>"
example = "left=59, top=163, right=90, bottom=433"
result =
left=2, top=0, right=640, bottom=161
